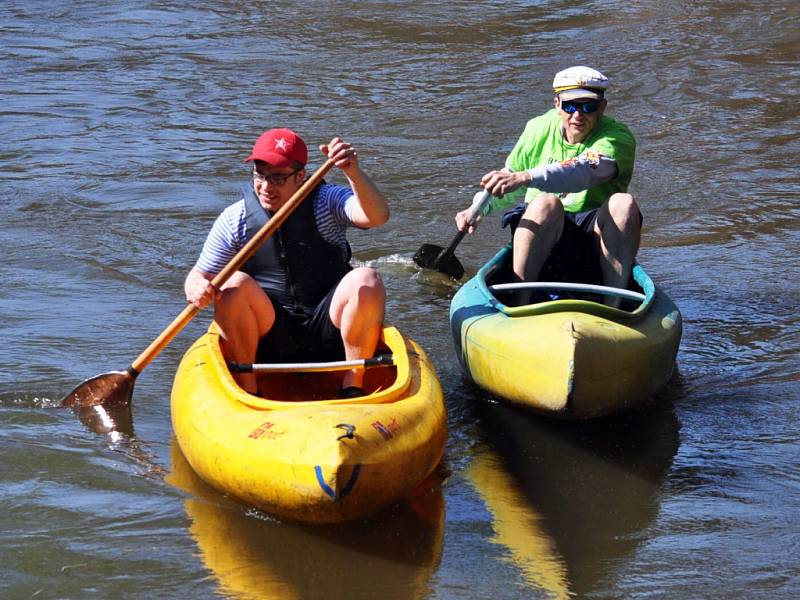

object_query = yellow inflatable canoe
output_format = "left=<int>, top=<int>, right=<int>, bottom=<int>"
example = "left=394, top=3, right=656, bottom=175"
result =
left=171, top=324, right=446, bottom=524
left=451, top=246, right=682, bottom=419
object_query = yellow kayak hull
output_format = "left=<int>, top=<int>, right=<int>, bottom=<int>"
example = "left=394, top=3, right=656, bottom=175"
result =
left=171, top=325, right=446, bottom=524
left=451, top=247, right=682, bottom=419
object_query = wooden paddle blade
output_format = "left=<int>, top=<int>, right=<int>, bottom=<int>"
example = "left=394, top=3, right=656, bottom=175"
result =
left=412, top=243, right=445, bottom=269
left=60, top=370, right=136, bottom=408
left=432, top=250, right=465, bottom=280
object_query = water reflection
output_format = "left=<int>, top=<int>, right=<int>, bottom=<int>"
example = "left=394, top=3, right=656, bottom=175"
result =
left=468, top=399, right=680, bottom=597
left=73, top=403, right=134, bottom=440
left=167, top=441, right=444, bottom=600
left=466, top=449, right=570, bottom=599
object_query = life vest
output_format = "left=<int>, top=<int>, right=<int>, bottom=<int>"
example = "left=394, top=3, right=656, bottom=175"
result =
left=240, top=182, right=351, bottom=318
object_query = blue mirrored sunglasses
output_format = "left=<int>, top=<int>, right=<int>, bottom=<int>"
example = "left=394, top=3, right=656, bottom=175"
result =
left=560, top=100, right=601, bottom=114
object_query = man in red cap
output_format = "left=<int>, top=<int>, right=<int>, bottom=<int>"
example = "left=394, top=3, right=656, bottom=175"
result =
left=185, top=129, right=389, bottom=397
left=455, top=66, right=639, bottom=305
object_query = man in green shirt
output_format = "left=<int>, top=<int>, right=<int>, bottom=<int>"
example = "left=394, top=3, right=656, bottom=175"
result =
left=456, top=66, right=640, bottom=301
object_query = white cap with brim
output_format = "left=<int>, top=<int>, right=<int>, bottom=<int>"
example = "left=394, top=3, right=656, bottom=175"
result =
left=553, top=66, right=608, bottom=101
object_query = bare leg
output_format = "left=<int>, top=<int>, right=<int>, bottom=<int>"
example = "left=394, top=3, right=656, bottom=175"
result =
left=213, top=272, right=275, bottom=394
left=329, top=267, right=386, bottom=390
left=512, top=194, right=564, bottom=303
left=595, top=193, right=641, bottom=306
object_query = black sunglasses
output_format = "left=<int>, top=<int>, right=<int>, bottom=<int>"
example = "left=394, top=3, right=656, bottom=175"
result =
left=252, top=166, right=302, bottom=186
left=560, top=100, right=601, bottom=114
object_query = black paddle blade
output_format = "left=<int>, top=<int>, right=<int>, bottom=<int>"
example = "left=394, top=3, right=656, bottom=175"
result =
left=61, top=370, right=136, bottom=408
left=413, top=243, right=465, bottom=280
left=433, top=251, right=465, bottom=280
left=412, top=243, right=444, bottom=269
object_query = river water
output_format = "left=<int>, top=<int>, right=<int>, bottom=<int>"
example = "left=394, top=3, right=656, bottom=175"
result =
left=1, top=1, right=798, bottom=598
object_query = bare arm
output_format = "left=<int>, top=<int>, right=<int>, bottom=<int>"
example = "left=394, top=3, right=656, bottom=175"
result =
left=320, top=137, right=389, bottom=228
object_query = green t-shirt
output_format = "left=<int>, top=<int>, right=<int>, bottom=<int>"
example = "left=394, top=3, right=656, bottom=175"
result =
left=496, top=109, right=636, bottom=213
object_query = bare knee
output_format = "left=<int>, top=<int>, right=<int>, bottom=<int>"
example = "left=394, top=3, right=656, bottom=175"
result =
left=514, top=194, right=563, bottom=241
left=215, top=272, right=271, bottom=321
left=344, top=267, right=385, bottom=306
left=523, top=194, right=563, bottom=224
left=605, top=193, right=640, bottom=229
left=330, top=267, right=385, bottom=326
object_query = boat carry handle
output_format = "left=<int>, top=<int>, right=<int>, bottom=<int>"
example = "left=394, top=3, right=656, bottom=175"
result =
left=228, top=354, right=395, bottom=373
left=489, top=282, right=646, bottom=302
left=335, top=423, right=356, bottom=440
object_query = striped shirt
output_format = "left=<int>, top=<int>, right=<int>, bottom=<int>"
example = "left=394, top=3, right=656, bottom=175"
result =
left=195, top=183, right=357, bottom=275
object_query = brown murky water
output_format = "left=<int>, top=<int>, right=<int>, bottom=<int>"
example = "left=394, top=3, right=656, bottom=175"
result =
left=2, top=1, right=798, bottom=598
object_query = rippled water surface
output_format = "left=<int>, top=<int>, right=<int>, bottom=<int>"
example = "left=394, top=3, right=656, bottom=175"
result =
left=2, top=1, right=798, bottom=598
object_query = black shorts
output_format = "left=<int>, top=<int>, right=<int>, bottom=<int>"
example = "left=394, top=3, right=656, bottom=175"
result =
left=255, top=285, right=345, bottom=363
left=501, top=203, right=610, bottom=284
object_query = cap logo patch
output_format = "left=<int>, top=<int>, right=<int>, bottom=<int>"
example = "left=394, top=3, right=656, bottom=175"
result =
left=274, top=137, right=289, bottom=151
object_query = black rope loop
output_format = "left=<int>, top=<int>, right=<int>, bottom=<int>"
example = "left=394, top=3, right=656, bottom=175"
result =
left=335, top=423, right=355, bottom=441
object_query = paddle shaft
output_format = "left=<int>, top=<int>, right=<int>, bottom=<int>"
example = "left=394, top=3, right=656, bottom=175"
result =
left=440, top=228, right=468, bottom=258
left=129, top=159, right=335, bottom=375
left=437, top=190, right=491, bottom=259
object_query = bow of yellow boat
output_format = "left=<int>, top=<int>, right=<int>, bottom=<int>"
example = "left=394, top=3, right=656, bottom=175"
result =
left=171, top=325, right=446, bottom=523
left=460, top=290, right=681, bottom=419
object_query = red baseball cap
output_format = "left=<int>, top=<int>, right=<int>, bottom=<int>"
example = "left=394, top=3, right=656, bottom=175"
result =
left=244, top=128, right=308, bottom=167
